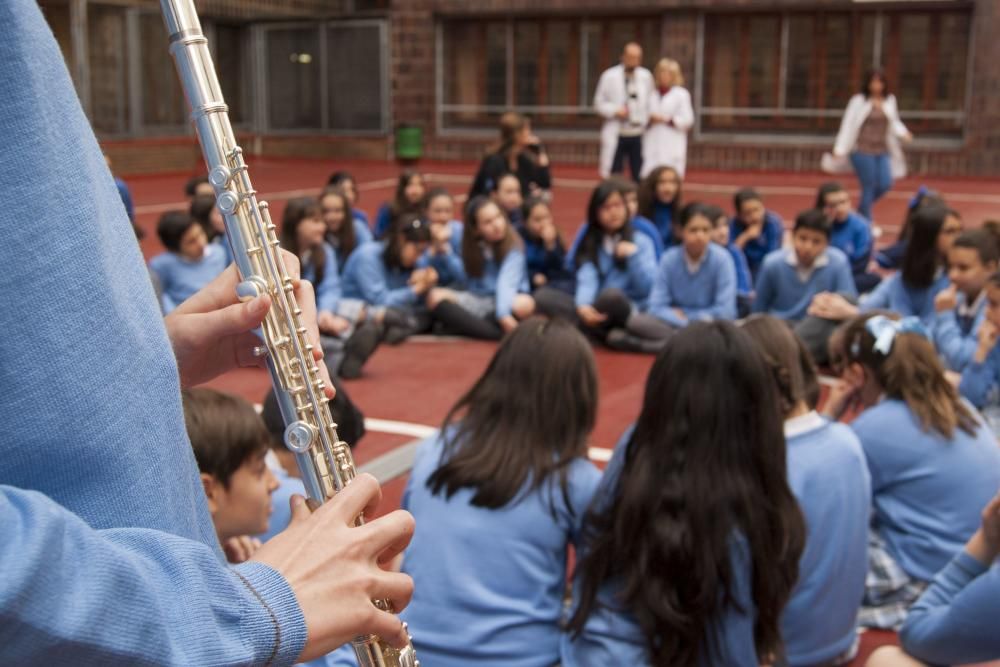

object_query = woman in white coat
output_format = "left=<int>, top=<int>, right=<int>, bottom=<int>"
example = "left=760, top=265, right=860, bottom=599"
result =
left=641, top=58, right=695, bottom=179
left=827, top=69, right=913, bottom=222
left=594, top=42, right=654, bottom=182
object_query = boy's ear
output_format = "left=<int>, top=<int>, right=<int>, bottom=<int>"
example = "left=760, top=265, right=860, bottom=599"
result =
left=200, top=472, right=222, bottom=515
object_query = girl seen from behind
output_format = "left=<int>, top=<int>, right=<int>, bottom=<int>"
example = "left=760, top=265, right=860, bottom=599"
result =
left=563, top=322, right=806, bottom=667
left=400, top=318, right=601, bottom=667
left=827, top=313, right=1000, bottom=629
left=741, top=316, right=872, bottom=667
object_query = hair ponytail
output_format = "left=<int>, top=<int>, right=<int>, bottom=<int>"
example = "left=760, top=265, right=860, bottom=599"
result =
left=844, top=313, right=978, bottom=439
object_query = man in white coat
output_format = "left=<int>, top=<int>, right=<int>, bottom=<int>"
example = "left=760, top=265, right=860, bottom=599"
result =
left=594, top=42, right=654, bottom=182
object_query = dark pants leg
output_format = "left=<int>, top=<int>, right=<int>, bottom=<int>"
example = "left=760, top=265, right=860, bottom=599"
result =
left=793, top=293, right=859, bottom=367
left=593, top=288, right=633, bottom=329
left=611, top=136, right=643, bottom=183
left=430, top=301, right=503, bottom=341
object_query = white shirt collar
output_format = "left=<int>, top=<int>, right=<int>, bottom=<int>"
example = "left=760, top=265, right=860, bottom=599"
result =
left=785, top=249, right=829, bottom=282
left=784, top=410, right=827, bottom=439
left=958, top=290, right=986, bottom=318
left=684, top=249, right=708, bottom=274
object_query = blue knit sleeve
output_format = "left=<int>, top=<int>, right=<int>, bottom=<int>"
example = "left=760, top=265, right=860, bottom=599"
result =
left=495, top=250, right=527, bottom=318
left=901, top=551, right=1000, bottom=666
left=959, top=346, right=1000, bottom=408
left=933, top=311, right=978, bottom=372
left=575, top=262, right=600, bottom=307
left=0, top=485, right=306, bottom=666
left=313, top=244, right=343, bottom=314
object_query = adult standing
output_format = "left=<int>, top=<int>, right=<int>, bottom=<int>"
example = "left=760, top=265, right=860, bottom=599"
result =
left=641, top=58, right=695, bottom=179
left=468, top=112, right=551, bottom=200
left=594, top=42, right=654, bottom=182
left=827, top=69, right=913, bottom=222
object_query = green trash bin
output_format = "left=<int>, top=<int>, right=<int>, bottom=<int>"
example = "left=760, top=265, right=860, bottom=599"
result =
left=395, top=124, right=423, bottom=161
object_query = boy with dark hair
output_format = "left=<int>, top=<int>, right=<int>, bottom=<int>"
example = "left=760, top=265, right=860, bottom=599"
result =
left=753, top=208, right=856, bottom=322
left=184, top=174, right=213, bottom=200
left=149, top=210, right=228, bottom=312
left=816, top=181, right=879, bottom=292
left=182, top=388, right=278, bottom=561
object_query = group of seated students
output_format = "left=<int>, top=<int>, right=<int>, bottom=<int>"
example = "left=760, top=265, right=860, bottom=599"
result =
left=160, top=165, right=1000, bottom=667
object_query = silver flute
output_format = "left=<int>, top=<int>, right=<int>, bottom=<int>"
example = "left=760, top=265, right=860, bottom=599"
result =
left=159, top=2, right=417, bottom=666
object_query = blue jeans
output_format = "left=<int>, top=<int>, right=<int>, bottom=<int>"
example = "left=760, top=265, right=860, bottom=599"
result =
left=850, top=151, right=893, bottom=221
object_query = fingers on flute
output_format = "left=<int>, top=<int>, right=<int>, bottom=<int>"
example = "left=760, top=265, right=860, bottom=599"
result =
left=314, top=473, right=383, bottom=526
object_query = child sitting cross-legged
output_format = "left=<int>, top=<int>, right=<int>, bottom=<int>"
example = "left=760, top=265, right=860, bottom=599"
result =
left=148, top=210, right=228, bottom=313
left=181, top=387, right=278, bottom=564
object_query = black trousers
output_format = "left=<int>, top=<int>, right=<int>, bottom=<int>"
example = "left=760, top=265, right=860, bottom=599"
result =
left=611, top=135, right=643, bottom=183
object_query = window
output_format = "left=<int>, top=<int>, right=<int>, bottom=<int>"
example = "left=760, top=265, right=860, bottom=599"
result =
left=327, top=23, right=387, bottom=131
left=701, top=9, right=971, bottom=138
left=440, top=16, right=661, bottom=132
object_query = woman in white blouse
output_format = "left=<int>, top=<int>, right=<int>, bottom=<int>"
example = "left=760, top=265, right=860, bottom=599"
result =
left=641, top=58, right=695, bottom=179
left=828, top=69, right=913, bottom=222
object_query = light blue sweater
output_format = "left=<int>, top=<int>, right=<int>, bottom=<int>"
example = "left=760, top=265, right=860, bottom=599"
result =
left=341, top=241, right=421, bottom=308
left=0, top=3, right=306, bottom=662
left=850, top=399, right=1000, bottom=581
left=900, top=551, right=1000, bottom=665
left=561, top=427, right=760, bottom=667
left=931, top=292, right=986, bottom=372
left=752, top=247, right=856, bottom=321
left=860, top=272, right=951, bottom=324
left=301, top=242, right=342, bottom=314
left=781, top=413, right=871, bottom=666
left=574, top=233, right=657, bottom=310
left=400, top=429, right=601, bottom=667
left=647, top=244, right=737, bottom=326
left=463, top=247, right=529, bottom=319
left=148, top=244, right=229, bottom=313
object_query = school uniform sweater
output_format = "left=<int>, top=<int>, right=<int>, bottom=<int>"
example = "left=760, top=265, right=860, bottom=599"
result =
left=352, top=207, right=370, bottom=228
left=781, top=413, right=872, bottom=667
left=424, top=220, right=465, bottom=287
left=463, top=247, right=529, bottom=319
left=325, top=218, right=374, bottom=271
left=931, top=291, right=986, bottom=372
left=850, top=399, right=1000, bottom=581
left=301, top=242, right=342, bottom=314
left=574, top=232, right=657, bottom=310
left=900, top=551, right=1000, bottom=665
left=565, top=219, right=664, bottom=267
left=647, top=244, right=737, bottom=326
left=341, top=241, right=420, bottom=308
left=860, top=272, right=950, bottom=324
left=752, top=247, right=856, bottom=321
left=650, top=201, right=676, bottom=246
left=0, top=4, right=305, bottom=661
left=518, top=227, right=575, bottom=293
left=730, top=210, right=785, bottom=277
left=561, top=427, right=760, bottom=667
left=829, top=211, right=873, bottom=275
left=148, top=244, right=229, bottom=313
left=725, top=242, right=753, bottom=295
left=400, top=429, right=601, bottom=667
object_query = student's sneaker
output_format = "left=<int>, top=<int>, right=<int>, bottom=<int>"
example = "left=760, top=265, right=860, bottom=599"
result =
left=339, top=320, right=381, bottom=379
left=606, top=328, right=667, bottom=354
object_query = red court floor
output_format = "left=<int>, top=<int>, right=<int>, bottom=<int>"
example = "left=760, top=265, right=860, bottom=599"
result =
left=131, top=157, right=1000, bottom=666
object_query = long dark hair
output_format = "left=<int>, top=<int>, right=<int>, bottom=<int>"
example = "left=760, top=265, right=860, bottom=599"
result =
left=462, top=196, right=518, bottom=278
left=637, top=166, right=682, bottom=221
left=280, top=196, right=326, bottom=286
left=842, top=312, right=978, bottom=439
left=569, top=322, right=805, bottom=667
left=320, top=185, right=358, bottom=270
left=427, top=317, right=598, bottom=511
left=740, top=315, right=821, bottom=416
left=383, top=212, right=431, bottom=271
left=861, top=68, right=890, bottom=98
left=390, top=169, right=427, bottom=220
left=901, top=205, right=949, bottom=289
left=575, top=179, right=634, bottom=269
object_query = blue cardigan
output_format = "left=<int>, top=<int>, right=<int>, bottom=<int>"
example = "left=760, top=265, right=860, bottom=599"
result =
left=829, top=211, right=873, bottom=275
left=860, top=272, right=951, bottom=324
left=647, top=244, right=737, bottom=326
left=932, top=292, right=986, bottom=372
left=148, top=244, right=229, bottom=313
left=574, top=233, right=657, bottom=310
left=301, top=242, right=342, bottom=314
left=0, top=5, right=305, bottom=662
left=341, top=240, right=421, bottom=308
